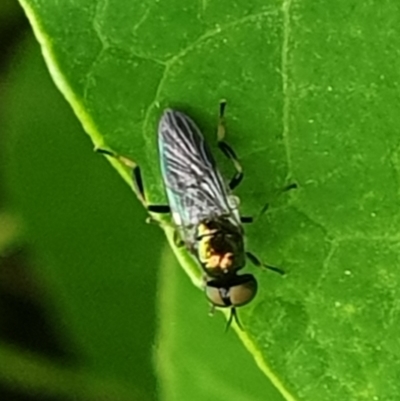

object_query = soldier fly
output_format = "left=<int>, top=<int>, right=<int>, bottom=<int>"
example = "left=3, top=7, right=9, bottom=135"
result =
left=98, top=101, right=285, bottom=329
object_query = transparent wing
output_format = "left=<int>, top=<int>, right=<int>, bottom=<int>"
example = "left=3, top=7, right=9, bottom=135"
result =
left=158, top=109, right=237, bottom=231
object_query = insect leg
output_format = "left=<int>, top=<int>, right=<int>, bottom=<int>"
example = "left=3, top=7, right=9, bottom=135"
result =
left=217, top=101, right=243, bottom=191
left=283, top=182, right=298, bottom=192
left=240, top=216, right=254, bottom=224
left=208, top=304, right=216, bottom=316
left=246, top=251, right=285, bottom=275
left=173, top=230, right=185, bottom=247
left=257, top=182, right=298, bottom=217
left=96, top=148, right=170, bottom=214
left=145, top=215, right=183, bottom=247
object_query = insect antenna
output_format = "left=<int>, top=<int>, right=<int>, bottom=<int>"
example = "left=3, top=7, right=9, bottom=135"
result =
left=225, top=307, right=244, bottom=332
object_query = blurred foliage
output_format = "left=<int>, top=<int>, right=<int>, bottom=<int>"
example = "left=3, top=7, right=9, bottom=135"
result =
left=2, top=14, right=162, bottom=401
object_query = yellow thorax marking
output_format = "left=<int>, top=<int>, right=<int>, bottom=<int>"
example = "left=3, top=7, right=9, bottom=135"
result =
left=197, top=223, right=233, bottom=271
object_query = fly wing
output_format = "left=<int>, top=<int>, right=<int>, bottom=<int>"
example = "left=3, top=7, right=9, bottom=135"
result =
left=158, top=109, right=234, bottom=230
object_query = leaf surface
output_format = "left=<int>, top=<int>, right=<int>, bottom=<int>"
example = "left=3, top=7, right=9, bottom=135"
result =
left=18, top=0, right=400, bottom=399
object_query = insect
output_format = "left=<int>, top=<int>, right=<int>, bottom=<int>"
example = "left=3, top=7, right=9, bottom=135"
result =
left=98, top=101, right=285, bottom=329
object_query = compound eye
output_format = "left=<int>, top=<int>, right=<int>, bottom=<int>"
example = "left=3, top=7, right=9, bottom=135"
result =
left=229, top=276, right=257, bottom=307
left=205, top=285, right=227, bottom=307
left=205, top=275, right=258, bottom=308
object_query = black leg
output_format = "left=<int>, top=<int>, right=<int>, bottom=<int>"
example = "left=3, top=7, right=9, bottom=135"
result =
left=258, top=203, right=269, bottom=217
left=240, top=216, right=253, bottom=224
left=257, top=182, right=297, bottom=217
left=148, top=205, right=171, bottom=213
left=246, top=251, right=285, bottom=275
left=217, top=101, right=243, bottom=191
left=96, top=147, right=170, bottom=214
left=283, top=182, right=298, bottom=192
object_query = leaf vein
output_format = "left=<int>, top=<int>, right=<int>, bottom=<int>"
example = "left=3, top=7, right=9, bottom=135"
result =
left=281, top=0, right=293, bottom=180
left=142, top=9, right=280, bottom=148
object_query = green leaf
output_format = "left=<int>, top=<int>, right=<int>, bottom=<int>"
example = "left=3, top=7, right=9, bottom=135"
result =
left=0, top=213, right=21, bottom=254
left=156, top=246, right=285, bottom=401
left=5, top=35, right=162, bottom=400
left=0, top=0, right=21, bottom=25
left=0, top=343, right=138, bottom=401
left=18, top=0, right=400, bottom=400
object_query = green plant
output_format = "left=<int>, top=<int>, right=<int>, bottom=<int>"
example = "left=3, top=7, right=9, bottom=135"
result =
left=4, top=0, right=400, bottom=400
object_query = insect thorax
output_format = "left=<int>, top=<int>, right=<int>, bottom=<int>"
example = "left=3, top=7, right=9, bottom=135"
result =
left=196, top=217, right=245, bottom=276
